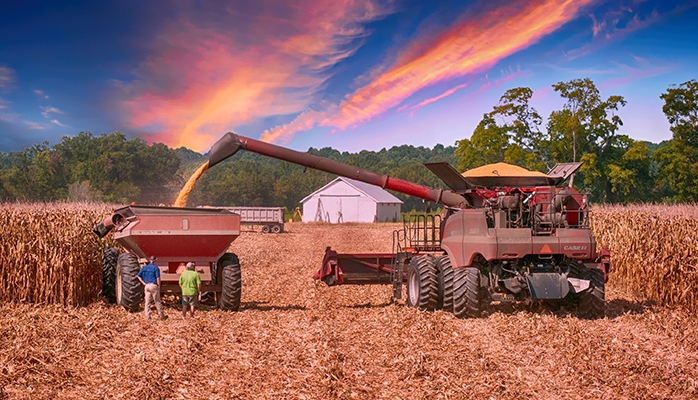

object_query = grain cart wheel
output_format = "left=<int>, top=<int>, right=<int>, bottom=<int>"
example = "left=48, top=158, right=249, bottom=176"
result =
left=116, top=253, right=143, bottom=312
left=406, top=255, right=438, bottom=311
left=218, top=253, right=242, bottom=311
left=271, top=224, right=282, bottom=234
left=453, top=267, right=483, bottom=318
left=261, top=225, right=271, bottom=234
left=578, top=267, right=606, bottom=319
left=435, top=255, right=454, bottom=312
left=102, top=246, right=119, bottom=303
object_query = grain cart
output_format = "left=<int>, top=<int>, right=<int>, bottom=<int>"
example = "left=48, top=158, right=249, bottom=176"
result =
left=94, top=206, right=242, bottom=311
left=207, top=132, right=611, bottom=319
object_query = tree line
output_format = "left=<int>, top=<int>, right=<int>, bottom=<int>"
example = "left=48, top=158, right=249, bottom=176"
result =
left=0, top=78, right=696, bottom=209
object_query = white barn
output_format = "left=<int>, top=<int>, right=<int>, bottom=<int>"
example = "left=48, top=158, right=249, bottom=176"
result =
left=300, top=177, right=403, bottom=223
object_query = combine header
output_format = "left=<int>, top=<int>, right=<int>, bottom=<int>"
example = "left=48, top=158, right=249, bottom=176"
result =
left=207, top=132, right=611, bottom=319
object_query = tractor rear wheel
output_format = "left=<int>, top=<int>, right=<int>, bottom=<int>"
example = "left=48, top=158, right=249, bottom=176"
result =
left=453, top=267, right=483, bottom=318
left=435, top=255, right=454, bottom=311
left=116, top=253, right=143, bottom=312
left=578, top=267, right=605, bottom=319
left=218, top=253, right=242, bottom=311
left=102, top=246, right=119, bottom=303
left=406, top=255, right=438, bottom=311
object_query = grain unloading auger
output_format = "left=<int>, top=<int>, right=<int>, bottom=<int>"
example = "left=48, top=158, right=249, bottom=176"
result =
left=212, top=132, right=611, bottom=318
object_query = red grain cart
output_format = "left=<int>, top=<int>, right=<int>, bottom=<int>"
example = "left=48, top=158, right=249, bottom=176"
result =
left=94, top=206, right=241, bottom=311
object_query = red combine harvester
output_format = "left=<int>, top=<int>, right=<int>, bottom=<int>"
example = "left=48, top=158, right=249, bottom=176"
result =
left=94, top=206, right=242, bottom=311
left=207, top=132, right=611, bottom=318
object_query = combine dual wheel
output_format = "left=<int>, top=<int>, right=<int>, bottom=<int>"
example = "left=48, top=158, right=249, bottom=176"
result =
left=406, top=255, right=438, bottom=311
left=435, top=255, right=454, bottom=311
left=217, top=253, right=242, bottom=311
left=116, top=253, right=143, bottom=312
left=573, top=263, right=606, bottom=319
left=453, top=267, right=484, bottom=318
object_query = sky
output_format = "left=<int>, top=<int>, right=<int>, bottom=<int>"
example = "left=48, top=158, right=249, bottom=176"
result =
left=1, top=0, right=697, bottom=154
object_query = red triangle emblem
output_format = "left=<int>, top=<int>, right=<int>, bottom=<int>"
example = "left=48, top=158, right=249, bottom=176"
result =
left=540, top=244, right=552, bottom=254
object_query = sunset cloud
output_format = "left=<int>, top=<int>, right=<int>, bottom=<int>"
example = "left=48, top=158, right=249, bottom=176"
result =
left=120, top=0, right=392, bottom=151
left=264, top=0, right=593, bottom=143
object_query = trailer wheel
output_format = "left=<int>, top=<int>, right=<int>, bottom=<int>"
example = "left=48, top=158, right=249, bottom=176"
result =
left=271, top=224, right=282, bottom=234
left=435, top=255, right=454, bottom=312
left=406, top=255, right=438, bottom=311
left=218, top=253, right=242, bottom=311
left=116, top=253, right=143, bottom=312
left=261, top=225, right=271, bottom=234
left=578, top=267, right=606, bottom=319
left=453, top=267, right=483, bottom=318
left=102, top=246, right=119, bottom=303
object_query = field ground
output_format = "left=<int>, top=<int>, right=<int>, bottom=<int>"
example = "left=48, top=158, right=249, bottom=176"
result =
left=1, top=223, right=697, bottom=399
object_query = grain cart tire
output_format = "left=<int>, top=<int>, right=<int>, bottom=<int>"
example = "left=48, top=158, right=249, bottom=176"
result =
left=261, top=225, right=271, bottom=234
left=406, top=255, right=438, bottom=311
left=102, top=246, right=119, bottom=303
left=453, top=267, right=482, bottom=318
left=116, top=253, right=143, bottom=312
left=218, top=253, right=242, bottom=311
left=271, top=224, right=282, bottom=234
left=435, top=255, right=454, bottom=311
left=578, top=267, right=605, bottom=319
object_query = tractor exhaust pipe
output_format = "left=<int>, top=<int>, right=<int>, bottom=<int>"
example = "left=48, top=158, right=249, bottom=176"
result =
left=207, top=132, right=469, bottom=208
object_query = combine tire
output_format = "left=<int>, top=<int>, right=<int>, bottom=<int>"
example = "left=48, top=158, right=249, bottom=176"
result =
left=116, top=253, right=143, bottom=312
left=261, top=225, right=271, bottom=234
left=102, top=246, right=119, bottom=303
left=578, top=267, right=606, bottom=319
left=435, top=255, right=454, bottom=311
left=218, top=253, right=242, bottom=311
left=453, top=267, right=483, bottom=318
left=406, top=255, right=438, bottom=311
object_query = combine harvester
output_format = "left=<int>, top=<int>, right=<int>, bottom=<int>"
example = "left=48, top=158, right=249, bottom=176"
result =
left=206, top=132, right=611, bottom=319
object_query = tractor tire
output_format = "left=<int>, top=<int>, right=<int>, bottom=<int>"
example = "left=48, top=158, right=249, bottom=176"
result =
left=406, top=255, right=438, bottom=311
left=116, top=253, right=143, bottom=312
left=435, top=255, right=454, bottom=311
left=218, top=253, right=242, bottom=311
left=271, top=224, right=282, bottom=234
left=261, top=225, right=271, bottom=234
left=453, top=267, right=483, bottom=318
left=578, top=267, right=606, bottom=319
left=102, top=246, right=119, bottom=303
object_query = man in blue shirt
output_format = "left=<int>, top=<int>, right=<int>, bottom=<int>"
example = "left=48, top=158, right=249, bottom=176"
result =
left=137, top=256, right=167, bottom=320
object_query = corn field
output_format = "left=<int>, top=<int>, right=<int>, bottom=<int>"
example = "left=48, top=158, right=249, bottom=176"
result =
left=591, top=204, right=698, bottom=311
left=1, top=202, right=697, bottom=311
left=0, top=202, right=116, bottom=306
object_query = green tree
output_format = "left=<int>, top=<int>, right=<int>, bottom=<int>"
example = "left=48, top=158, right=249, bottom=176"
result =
left=654, top=79, right=698, bottom=201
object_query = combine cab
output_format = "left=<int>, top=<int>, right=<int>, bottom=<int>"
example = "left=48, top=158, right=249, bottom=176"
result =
left=206, top=132, right=611, bottom=319
left=94, top=206, right=242, bottom=311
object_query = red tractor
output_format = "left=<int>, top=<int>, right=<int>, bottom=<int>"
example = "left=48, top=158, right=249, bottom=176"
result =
left=208, top=132, right=611, bottom=318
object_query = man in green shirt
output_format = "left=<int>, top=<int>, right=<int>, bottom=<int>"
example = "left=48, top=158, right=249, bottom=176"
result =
left=179, top=262, right=202, bottom=319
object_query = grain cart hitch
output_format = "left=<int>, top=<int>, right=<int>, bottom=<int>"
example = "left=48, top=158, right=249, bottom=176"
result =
left=208, top=132, right=611, bottom=318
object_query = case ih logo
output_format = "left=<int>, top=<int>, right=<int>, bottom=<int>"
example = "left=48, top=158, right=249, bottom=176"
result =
left=564, top=245, right=587, bottom=251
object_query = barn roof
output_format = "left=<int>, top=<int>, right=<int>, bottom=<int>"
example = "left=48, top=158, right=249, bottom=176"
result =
left=300, top=177, right=403, bottom=204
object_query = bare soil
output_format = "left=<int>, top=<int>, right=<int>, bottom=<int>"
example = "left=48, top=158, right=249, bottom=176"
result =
left=1, top=223, right=697, bottom=399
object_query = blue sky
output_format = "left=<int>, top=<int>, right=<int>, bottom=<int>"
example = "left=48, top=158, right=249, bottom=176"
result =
left=1, top=0, right=697, bottom=154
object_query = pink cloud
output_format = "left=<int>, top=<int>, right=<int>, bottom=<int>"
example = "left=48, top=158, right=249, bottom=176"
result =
left=266, top=0, right=594, bottom=143
left=120, top=1, right=392, bottom=151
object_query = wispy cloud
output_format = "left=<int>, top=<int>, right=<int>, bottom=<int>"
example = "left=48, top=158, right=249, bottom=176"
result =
left=398, top=83, right=468, bottom=117
left=50, top=119, right=67, bottom=127
left=262, top=0, right=594, bottom=143
left=33, top=89, right=49, bottom=99
left=599, top=55, right=674, bottom=90
left=40, top=106, right=64, bottom=118
left=25, top=121, right=45, bottom=130
left=0, top=65, right=16, bottom=90
left=120, top=0, right=393, bottom=151
left=0, top=97, right=8, bottom=109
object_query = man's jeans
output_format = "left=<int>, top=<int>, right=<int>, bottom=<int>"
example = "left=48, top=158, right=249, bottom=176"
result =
left=144, top=283, right=164, bottom=319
